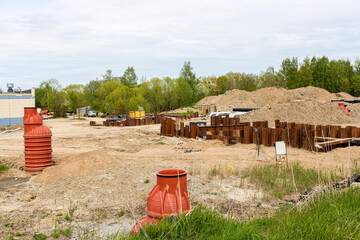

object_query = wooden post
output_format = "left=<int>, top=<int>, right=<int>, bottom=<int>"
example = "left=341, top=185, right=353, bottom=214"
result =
left=170, top=119, right=175, bottom=136
left=244, top=126, right=251, bottom=144
left=166, top=118, right=171, bottom=135
left=340, top=128, right=347, bottom=138
left=315, top=125, right=321, bottom=137
left=211, top=116, right=215, bottom=126
left=262, top=127, right=269, bottom=146
left=270, top=128, right=276, bottom=147
left=180, top=122, right=184, bottom=137
left=184, top=126, right=188, bottom=138
left=345, top=126, right=352, bottom=138
left=190, top=124, right=196, bottom=139
left=276, top=128, right=282, bottom=141
left=275, top=120, right=280, bottom=128
left=281, top=128, right=288, bottom=145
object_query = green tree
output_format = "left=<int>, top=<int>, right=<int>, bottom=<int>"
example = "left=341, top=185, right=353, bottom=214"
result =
left=36, top=78, right=62, bottom=109
left=105, top=85, right=139, bottom=114
left=235, top=73, right=258, bottom=91
left=260, top=67, right=280, bottom=88
left=180, top=61, right=198, bottom=89
left=173, top=77, right=194, bottom=108
left=298, top=58, right=313, bottom=87
left=351, top=75, right=360, bottom=97
left=354, top=58, right=360, bottom=75
left=120, top=66, right=138, bottom=88
left=146, top=78, right=165, bottom=112
left=163, top=77, right=176, bottom=111
left=195, top=82, right=209, bottom=101
left=64, top=84, right=84, bottom=118
left=339, top=77, right=350, bottom=93
left=84, top=80, right=102, bottom=110
left=103, top=69, right=114, bottom=81
left=36, top=79, right=66, bottom=117
left=279, top=57, right=299, bottom=89
left=311, top=56, right=330, bottom=90
left=94, top=81, right=121, bottom=113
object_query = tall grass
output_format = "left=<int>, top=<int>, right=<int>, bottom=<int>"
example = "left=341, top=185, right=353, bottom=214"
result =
left=243, top=162, right=341, bottom=198
left=124, top=188, right=360, bottom=240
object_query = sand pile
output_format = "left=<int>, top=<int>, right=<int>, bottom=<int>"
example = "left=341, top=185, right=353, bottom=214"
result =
left=196, top=86, right=356, bottom=111
left=240, top=101, right=358, bottom=126
left=33, top=151, right=120, bottom=183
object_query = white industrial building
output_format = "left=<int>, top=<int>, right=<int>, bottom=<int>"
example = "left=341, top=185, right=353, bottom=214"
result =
left=0, top=83, right=35, bottom=125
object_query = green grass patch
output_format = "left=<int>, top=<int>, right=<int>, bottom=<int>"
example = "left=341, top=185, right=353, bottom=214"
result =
left=125, top=188, right=360, bottom=239
left=242, top=162, right=341, bottom=198
left=0, top=162, right=9, bottom=174
left=168, top=111, right=194, bottom=115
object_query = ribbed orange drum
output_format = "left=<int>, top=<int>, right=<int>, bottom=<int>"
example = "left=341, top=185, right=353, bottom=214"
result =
left=23, top=107, right=53, bottom=174
left=131, top=169, right=191, bottom=234
left=146, top=169, right=191, bottom=218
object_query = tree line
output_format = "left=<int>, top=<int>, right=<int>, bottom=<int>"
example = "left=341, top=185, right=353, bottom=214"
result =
left=36, top=57, right=360, bottom=117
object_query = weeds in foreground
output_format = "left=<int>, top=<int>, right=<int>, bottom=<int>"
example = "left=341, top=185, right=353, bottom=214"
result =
left=51, top=226, right=73, bottom=238
left=243, top=162, right=342, bottom=198
left=352, top=158, right=360, bottom=173
left=33, top=233, right=46, bottom=240
left=124, top=188, right=360, bottom=239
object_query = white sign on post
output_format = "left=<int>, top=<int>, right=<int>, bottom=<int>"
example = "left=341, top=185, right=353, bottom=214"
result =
left=275, top=141, right=286, bottom=155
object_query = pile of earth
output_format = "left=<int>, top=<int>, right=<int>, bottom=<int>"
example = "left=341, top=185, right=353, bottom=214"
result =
left=195, top=86, right=354, bottom=111
left=240, top=101, right=360, bottom=126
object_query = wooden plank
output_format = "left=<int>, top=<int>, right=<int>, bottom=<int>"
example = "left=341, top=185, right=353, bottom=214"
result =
left=291, top=127, right=299, bottom=148
left=243, top=126, right=251, bottom=144
left=281, top=128, right=288, bottom=145
left=316, top=138, right=351, bottom=147
left=180, top=122, right=184, bottom=137
left=340, top=128, right=347, bottom=138
left=275, top=128, right=282, bottom=141
left=211, top=116, right=215, bottom=126
left=261, top=127, right=269, bottom=146
left=351, top=126, right=358, bottom=138
left=345, top=126, right=352, bottom=138
left=190, top=124, right=196, bottom=138
left=170, top=119, right=176, bottom=136
left=330, top=125, right=337, bottom=138
left=269, top=128, right=276, bottom=147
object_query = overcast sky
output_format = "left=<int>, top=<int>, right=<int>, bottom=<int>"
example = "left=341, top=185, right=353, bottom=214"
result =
left=0, top=0, right=359, bottom=90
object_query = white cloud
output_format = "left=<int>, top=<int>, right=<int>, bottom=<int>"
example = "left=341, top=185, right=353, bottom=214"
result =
left=0, top=0, right=359, bottom=89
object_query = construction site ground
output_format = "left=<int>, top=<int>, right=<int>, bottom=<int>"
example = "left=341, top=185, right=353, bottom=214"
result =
left=1, top=115, right=360, bottom=239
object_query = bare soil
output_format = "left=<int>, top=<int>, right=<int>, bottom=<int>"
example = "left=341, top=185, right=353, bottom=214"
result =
left=0, top=115, right=359, bottom=238
left=195, top=86, right=360, bottom=126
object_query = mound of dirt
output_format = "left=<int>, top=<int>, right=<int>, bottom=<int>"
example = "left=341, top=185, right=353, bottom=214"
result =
left=33, top=151, right=120, bottom=183
left=240, top=101, right=358, bottom=126
left=196, top=86, right=356, bottom=111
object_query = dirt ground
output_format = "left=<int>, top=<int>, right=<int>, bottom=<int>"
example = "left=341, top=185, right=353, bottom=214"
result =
left=0, top=117, right=360, bottom=239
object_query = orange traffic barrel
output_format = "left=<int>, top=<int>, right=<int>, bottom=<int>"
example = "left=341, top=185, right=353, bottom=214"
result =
left=146, top=169, right=191, bottom=218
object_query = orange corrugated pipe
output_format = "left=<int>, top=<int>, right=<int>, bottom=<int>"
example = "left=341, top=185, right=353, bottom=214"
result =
left=131, top=169, right=191, bottom=234
left=23, top=107, right=53, bottom=174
